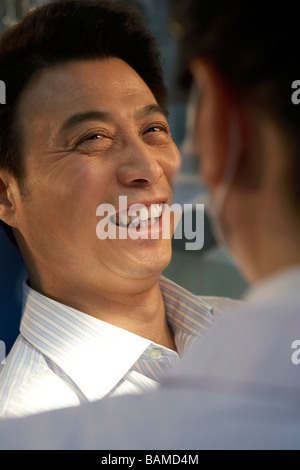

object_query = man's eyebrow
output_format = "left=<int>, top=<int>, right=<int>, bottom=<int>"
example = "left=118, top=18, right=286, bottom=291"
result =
left=60, top=105, right=168, bottom=135
left=60, top=110, right=112, bottom=134
left=135, top=104, right=169, bottom=120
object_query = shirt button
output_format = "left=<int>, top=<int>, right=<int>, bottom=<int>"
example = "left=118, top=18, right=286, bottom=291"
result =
left=150, top=349, right=162, bottom=359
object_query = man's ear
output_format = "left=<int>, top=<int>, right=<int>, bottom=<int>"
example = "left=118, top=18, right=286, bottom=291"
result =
left=0, top=171, right=19, bottom=228
left=190, top=58, right=245, bottom=188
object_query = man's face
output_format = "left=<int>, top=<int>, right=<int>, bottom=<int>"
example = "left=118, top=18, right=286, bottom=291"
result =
left=14, top=58, right=181, bottom=296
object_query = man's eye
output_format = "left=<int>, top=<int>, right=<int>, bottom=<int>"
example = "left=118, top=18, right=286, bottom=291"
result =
left=86, top=134, right=102, bottom=140
left=143, top=125, right=170, bottom=144
left=78, top=133, right=107, bottom=145
left=147, top=127, right=160, bottom=133
left=75, top=132, right=112, bottom=152
left=145, top=126, right=167, bottom=134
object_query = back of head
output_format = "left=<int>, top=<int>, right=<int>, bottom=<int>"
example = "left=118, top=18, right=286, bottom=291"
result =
left=172, top=0, right=300, bottom=209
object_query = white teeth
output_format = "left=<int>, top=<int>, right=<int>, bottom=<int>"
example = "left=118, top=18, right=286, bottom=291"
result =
left=138, top=207, right=149, bottom=221
left=115, top=203, right=163, bottom=227
left=119, top=213, right=130, bottom=226
left=130, top=217, right=140, bottom=227
left=149, top=205, right=157, bottom=218
left=150, top=204, right=162, bottom=218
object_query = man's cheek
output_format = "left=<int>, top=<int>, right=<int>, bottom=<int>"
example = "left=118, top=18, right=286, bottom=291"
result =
left=166, top=147, right=182, bottom=182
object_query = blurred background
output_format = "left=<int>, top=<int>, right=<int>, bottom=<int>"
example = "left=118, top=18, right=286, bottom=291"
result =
left=0, top=0, right=248, bottom=354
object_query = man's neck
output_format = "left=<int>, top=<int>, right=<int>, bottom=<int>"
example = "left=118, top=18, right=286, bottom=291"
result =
left=235, top=212, right=300, bottom=284
left=27, top=275, right=177, bottom=351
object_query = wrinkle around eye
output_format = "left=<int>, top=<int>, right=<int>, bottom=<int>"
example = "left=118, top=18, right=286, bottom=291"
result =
left=76, top=133, right=113, bottom=153
left=142, top=126, right=172, bottom=145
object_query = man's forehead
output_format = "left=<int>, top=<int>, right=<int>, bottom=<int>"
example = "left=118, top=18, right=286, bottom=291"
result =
left=18, top=58, right=155, bottom=119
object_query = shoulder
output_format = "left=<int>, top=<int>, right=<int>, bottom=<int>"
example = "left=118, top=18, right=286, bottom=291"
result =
left=0, top=336, right=41, bottom=413
left=0, top=334, right=81, bottom=418
left=160, top=275, right=244, bottom=320
left=169, top=295, right=300, bottom=389
left=0, top=334, right=39, bottom=385
left=0, top=335, right=50, bottom=417
left=198, top=295, right=245, bottom=319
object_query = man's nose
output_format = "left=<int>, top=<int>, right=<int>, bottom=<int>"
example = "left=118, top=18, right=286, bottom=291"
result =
left=117, top=143, right=163, bottom=187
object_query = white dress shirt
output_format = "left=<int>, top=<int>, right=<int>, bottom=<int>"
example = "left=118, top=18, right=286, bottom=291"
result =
left=0, top=266, right=299, bottom=450
left=0, top=275, right=241, bottom=418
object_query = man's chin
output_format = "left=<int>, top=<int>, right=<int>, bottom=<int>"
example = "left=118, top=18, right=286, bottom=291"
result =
left=125, top=245, right=172, bottom=279
left=142, top=251, right=172, bottom=278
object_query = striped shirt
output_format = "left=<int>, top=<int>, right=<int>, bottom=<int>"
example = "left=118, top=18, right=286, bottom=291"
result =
left=0, top=276, right=241, bottom=418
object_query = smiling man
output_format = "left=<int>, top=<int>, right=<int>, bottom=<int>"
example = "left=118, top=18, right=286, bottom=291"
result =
left=0, top=0, right=240, bottom=417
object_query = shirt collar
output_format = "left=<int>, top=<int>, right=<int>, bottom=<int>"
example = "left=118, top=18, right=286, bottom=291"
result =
left=243, top=265, right=300, bottom=305
left=20, top=277, right=215, bottom=401
left=159, top=275, right=215, bottom=354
